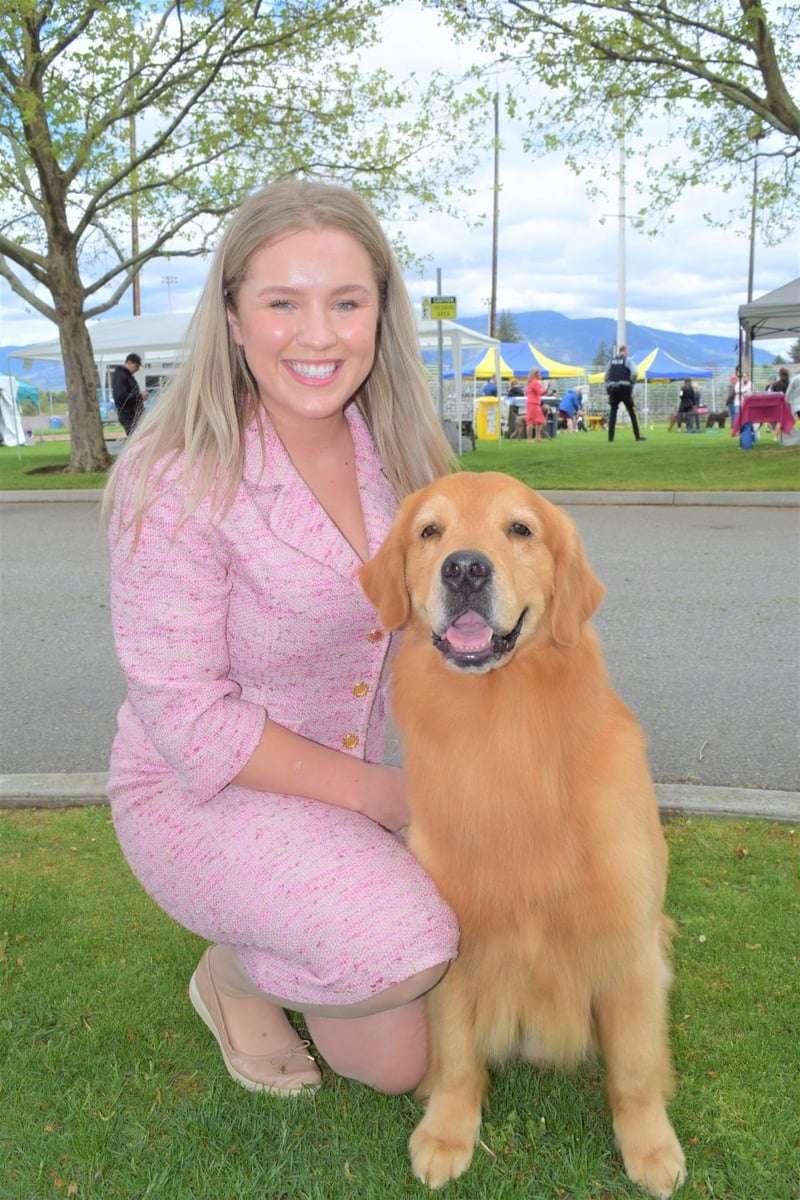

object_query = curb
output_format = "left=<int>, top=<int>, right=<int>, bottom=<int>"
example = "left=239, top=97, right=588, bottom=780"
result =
left=539, top=490, right=800, bottom=508
left=1, top=489, right=799, bottom=507
left=0, top=490, right=104, bottom=503
left=1, top=773, right=797, bottom=824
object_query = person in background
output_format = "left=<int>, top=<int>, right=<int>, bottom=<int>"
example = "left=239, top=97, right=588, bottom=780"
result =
left=505, top=377, right=524, bottom=438
left=558, top=385, right=584, bottom=432
left=605, top=345, right=646, bottom=442
left=103, top=179, right=459, bottom=1102
left=726, top=368, right=751, bottom=424
left=480, top=377, right=498, bottom=396
left=785, top=370, right=800, bottom=421
left=525, top=367, right=547, bottom=442
left=768, top=366, right=790, bottom=394
left=111, top=353, right=149, bottom=436
left=674, top=378, right=700, bottom=432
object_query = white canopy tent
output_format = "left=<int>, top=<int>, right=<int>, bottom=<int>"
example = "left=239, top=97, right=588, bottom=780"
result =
left=7, top=313, right=195, bottom=407
left=415, top=315, right=501, bottom=450
left=8, top=312, right=193, bottom=368
left=9, top=309, right=500, bottom=452
left=738, top=277, right=800, bottom=345
left=0, top=378, right=27, bottom=447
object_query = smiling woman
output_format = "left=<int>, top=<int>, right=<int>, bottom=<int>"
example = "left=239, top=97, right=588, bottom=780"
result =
left=100, top=178, right=459, bottom=1107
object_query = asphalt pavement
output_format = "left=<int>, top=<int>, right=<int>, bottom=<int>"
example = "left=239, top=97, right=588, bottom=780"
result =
left=1, top=489, right=798, bottom=821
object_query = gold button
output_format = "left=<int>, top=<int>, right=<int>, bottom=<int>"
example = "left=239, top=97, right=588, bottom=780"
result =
left=366, top=627, right=383, bottom=643
left=352, top=681, right=369, bottom=698
left=342, top=733, right=359, bottom=750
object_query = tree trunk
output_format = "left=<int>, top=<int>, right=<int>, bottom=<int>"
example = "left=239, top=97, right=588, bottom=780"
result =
left=57, top=309, right=112, bottom=473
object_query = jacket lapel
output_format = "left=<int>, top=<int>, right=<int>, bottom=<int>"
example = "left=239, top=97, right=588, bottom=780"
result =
left=241, top=406, right=397, bottom=576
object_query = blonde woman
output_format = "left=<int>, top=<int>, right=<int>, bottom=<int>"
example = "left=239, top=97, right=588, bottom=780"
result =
left=525, top=367, right=546, bottom=441
left=104, top=180, right=458, bottom=1100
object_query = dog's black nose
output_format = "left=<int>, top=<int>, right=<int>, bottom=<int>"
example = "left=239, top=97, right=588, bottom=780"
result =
left=441, top=550, right=493, bottom=594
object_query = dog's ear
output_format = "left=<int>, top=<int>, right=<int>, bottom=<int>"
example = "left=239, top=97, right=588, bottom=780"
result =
left=548, top=510, right=605, bottom=648
left=358, top=523, right=411, bottom=630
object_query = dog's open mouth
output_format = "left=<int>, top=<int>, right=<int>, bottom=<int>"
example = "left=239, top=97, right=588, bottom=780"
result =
left=432, top=609, right=526, bottom=670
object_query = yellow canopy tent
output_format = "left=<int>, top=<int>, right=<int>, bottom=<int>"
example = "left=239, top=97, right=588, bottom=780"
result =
left=470, top=343, right=586, bottom=381
left=528, top=345, right=586, bottom=379
left=470, top=347, right=517, bottom=379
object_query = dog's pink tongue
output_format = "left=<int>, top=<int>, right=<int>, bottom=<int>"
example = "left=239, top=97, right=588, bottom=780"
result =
left=445, top=611, right=493, bottom=653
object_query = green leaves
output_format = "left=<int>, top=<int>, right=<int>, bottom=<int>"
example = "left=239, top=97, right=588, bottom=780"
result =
left=0, top=0, right=484, bottom=318
left=426, top=0, right=799, bottom=239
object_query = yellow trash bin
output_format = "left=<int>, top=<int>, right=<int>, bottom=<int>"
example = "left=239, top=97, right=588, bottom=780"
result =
left=475, top=397, right=500, bottom=440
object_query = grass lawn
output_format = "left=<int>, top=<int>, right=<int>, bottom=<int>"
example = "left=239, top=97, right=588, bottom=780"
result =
left=461, top=424, right=799, bottom=492
left=1, top=807, right=798, bottom=1199
left=1, top=423, right=798, bottom=492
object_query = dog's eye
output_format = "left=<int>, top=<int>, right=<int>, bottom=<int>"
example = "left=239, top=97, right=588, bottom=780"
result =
left=420, top=524, right=440, bottom=539
left=509, top=522, right=532, bottom=538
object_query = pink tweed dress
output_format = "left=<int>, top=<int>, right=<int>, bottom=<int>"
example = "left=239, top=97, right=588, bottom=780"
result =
left=107, top=406, right=458, bottom=1006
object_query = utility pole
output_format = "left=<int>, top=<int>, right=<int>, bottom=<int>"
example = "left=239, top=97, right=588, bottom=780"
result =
left=129, top=55, right=140, bottom=316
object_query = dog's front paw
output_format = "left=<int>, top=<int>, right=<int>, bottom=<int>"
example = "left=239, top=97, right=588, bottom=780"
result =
left=622, top=1134, right=687, bottom=1198
left=409, top=1114, right=478, bottom=1189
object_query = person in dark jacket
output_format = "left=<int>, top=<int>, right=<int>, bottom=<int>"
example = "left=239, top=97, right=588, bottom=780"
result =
left=673, top=378, right=700, bottom=432
left=112, top=353, right=149, bottom=435
left=605, top=345, right=645, bottom=442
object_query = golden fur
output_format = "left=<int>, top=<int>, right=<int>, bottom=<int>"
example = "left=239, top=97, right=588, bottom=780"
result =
left=359, top=472, right=686, bottom=1197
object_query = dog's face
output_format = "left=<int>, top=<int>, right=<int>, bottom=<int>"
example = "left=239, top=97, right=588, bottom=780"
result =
left=360, top=472, right=604, bottom=674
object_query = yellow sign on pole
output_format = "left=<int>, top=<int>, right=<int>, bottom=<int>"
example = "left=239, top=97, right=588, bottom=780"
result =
left=422, top=295, right=457, bottom=320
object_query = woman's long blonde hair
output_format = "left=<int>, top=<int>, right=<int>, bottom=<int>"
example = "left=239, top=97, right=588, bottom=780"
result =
left=104, top=179, right=455, bottom=530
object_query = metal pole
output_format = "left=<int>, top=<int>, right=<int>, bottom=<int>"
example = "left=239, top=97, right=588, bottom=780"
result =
left=436, top=267, right=444, bottom=422
left=745, top=153, right=758, bottom=372
left=489, top=93, right=499, bottom=340
left=617, top=136, right=626, bottom=351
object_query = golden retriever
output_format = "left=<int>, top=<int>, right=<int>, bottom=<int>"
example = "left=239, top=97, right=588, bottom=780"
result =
left=359, top=472, right=686, bottom=1198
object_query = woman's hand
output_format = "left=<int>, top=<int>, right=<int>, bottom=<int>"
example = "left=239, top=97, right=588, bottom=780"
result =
left=233, top=719, right=410, bottom=832
left=358, top=764, right=410, bottom=832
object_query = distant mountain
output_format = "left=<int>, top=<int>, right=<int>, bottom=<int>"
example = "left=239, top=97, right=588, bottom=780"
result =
left=2, top=310, right=781, bottom=388
left=457, top=310, right=778, bottom=369
left=0, top=344, right=66, bottom=390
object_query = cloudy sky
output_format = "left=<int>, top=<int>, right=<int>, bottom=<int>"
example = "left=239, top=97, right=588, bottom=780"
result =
left=1, top=2, right=797, bottom=355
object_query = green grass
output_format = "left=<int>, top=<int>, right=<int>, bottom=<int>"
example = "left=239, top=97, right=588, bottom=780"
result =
left=0, top=442, right=111, bottom=490
left=462, top=424, right=799, bottom=491
left=2, top=423, right=798, bottom=492
left=1, top=807, right=798, bottom=1199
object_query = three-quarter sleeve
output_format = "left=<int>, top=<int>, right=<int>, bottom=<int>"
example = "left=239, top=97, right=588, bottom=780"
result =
left=109, top=485, right=266, bottom=804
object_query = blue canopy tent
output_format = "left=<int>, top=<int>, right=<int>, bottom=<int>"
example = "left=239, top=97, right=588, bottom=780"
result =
left=441, top=341, right=585, bottom=382
left=589, top=347, right=714, bottom=427
left=635, top=348, right=715, bottom=428
left=634, top=347, right=714, bottom=383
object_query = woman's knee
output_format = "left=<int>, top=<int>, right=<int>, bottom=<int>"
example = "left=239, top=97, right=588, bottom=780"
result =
left=305, top=998, right=431, bottom=1095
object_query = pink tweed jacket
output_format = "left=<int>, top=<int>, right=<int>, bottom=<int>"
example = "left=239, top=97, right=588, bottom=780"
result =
left=106, top=404, right=459, bottom=1007
left=108, top=404, right=398, bottom=812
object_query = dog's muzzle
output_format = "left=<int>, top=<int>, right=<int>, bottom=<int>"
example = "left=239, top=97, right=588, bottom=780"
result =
left=431, top=550, right=526, bottom=671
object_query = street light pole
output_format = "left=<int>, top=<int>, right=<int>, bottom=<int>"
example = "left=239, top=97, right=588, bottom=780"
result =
left=161, top=275, right=177, bottom=313
left=617, top=136, right=626, bottom=352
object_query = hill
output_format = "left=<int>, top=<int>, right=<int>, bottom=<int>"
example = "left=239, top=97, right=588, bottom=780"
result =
left=2, top=310, right=783, bottom=388
left=0, top=345, right=66, bottom=390
left=456, top=310, right=779, bottom=369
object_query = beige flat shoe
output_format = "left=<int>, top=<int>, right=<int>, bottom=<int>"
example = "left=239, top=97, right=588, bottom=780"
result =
left=189, top=947, right=321, bottom=1095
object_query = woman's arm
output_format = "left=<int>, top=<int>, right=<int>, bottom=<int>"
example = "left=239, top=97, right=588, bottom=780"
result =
left=109, top=466, right=407, bottom=827
left=233, top=720, right=408, bottom=831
